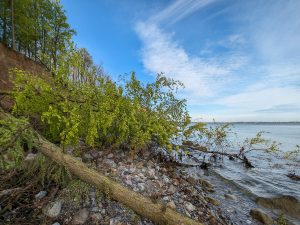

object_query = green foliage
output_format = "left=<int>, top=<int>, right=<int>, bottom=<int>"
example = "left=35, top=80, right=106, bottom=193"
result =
left=60, top=179, right=101, bottom=204
left=276, top=214, right=288, bottom=225
left=241, top=131, right=281, bottom=154
left=11, top=54, right=190, bottom=152
left=0, top=115, right=72, bottom=185
left=25, top=153, right=73, bottom=186
left=184, top=122, right=234, bottom=152
left=284, top=145, right=300, bottom=159
left=0, top=116, right=35, bottom=169
left=0, top=0, right=75, bottom=70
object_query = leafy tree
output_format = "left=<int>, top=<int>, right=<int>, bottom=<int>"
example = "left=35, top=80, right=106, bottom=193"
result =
left=0, top=0, right=75, bottom=70
left=11, top=46, right=190, bottom=152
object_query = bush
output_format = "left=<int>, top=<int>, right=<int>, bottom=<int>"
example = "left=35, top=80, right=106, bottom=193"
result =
left=11, top=64, right=190, bottom=152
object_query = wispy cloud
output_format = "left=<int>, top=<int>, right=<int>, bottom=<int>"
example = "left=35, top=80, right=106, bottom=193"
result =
left=135, top=22, right=245, bottom=98
left=151, top=0, right=217, bottom=25
left=135, top=0, right=300, bottom=121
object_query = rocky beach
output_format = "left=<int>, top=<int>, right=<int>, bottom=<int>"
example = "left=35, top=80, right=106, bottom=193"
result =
left=2, top=145, right=290, bottom=225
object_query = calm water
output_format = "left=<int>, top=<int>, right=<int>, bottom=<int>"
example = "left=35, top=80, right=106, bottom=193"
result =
left=213, top=123, right=300, bottom=199
left=188, top=123, right=300, bottom=224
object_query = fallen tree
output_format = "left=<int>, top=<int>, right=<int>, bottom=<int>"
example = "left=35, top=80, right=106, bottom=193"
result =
left=0, top=110, right=201, bottom=225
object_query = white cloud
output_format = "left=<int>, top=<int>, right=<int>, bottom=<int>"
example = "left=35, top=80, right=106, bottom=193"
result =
left=151, top=0, right=217, bottom=25
left=135, top=0, right=300, bottom=121
left=135, top=22, right=245, bottom=98
left=218, top=87, right=300, bottom=110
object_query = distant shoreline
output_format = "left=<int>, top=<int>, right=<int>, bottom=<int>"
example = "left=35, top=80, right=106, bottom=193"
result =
left=192, top=121, right=300, bottom=125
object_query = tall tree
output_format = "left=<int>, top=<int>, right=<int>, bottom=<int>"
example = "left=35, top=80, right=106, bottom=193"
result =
left=10, top=0, right=15, bottom=50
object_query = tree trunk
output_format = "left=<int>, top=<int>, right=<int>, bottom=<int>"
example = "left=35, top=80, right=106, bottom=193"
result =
left=11, top=0, right=15, bottom=50
left=2, top=4, right=7, bottom=43
left=0, top=111, right=202, bottom=225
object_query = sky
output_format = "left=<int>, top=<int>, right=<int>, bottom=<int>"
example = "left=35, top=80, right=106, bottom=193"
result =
left=61, top=0, right=300, bottom=122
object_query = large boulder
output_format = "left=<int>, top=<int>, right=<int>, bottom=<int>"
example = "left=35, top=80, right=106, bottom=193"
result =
left=256, top=195, right=300, bottom=220
left=250, top=208, right=273, bottom=225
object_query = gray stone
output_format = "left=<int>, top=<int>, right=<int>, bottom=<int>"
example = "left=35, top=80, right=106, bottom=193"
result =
left=75, top=157, right=83, bottom=162
left=71, top=208, right=89, bottom=224
left=84, top=153, right=93, bottom=160
left=65, top=145, right=75, bottom=154
left=128, top=167, right=136, bottom=173
left=185, top=202, right=196, bottom=212
left=168, top=185, right=176, bottom=194
left=163, top=196, right=170, bottom=201
left=224, top=193, right=237, bottom=201
left=90, top=150, right=100, bottom=158
left=52, top=222, right=60, bottom=225
left=43, top=200, right=63, bottom=218
left=124, top=179, right=133, bottom=186
left=104, top=159, right=117, bottom=168
left=148, top=169, right=156, bottom=178
left=186, top=176, right=197, bottom=185
left=90, top=212, right=102, bottom=221
left=250, top=208, right=273, bottom=225
left=166, top=201, right=176, bottom=209
left=107, top=153, right=114, bottom=159
left=35, top=191, right=47, bottom=199
left=205, top=196, right=220, bottom=206
left=162, top=175, right=170, bottom=183
left=199, top=179, right=213, bottom=189
left=91, top=206, right=100, bottom=212
left=109, top=218, right=120, bottom=225
left=25, top=153, right=37, bottom=161
left=138, top=183, right=145, bottom=192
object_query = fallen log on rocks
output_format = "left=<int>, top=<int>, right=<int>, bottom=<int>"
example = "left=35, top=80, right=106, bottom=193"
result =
left=0, top=110, right=201, bottom=225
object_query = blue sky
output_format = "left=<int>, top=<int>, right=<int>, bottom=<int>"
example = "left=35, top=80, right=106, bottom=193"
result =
left=61, top=0, right=300, bottom=122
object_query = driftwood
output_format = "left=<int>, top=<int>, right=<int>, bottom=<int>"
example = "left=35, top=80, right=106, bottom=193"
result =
left=181, top=144, right=254, bottom=168
left=0, top=111, right=202, bottom=225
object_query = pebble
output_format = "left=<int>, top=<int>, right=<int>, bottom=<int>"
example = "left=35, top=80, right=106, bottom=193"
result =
left=168, top=185, right=176, bottom=194
left=107, top=153, right=114, bottom=159
left=186, top=176, right=197, bottom=185
left=199, top=179, right=213, bottom=189
left=209, top=216, right=218, bottom=225
left=71, top=208, right=89, bottom=224
left=84, top=153, right=93, bottom=160
left=43, top=200, right=63, bottom=218
left=75, top=157, right=83, bottom=162
left=162, top=175, right=170, bottom=183
left=205, top=196, right=221, bottom=206
left=163, top=196, right=170, bottom=201
left=124, top=179, right=133, bottom=186
left=104, top=159, right=117, bottom=168
left=35, top=191, right=47, bottom=199
left=91, top=206, right=100, bottom=212
left=148, top=169, right=155, bottom=178
left=90, top=212, right=102, bottom=221
left=138, top=183, right=145, bottom=192
left=25, top=153, right=37, bottom=161
left=52, top=222, right=60, bottom=225
left=109, top=218, right=120, bottom=225
left=185, top=202, right=196, bottom=212
left=166, top=201, right=176, bottom=209
left=90, top=150, right=100, bottom=158
left=224, top=193, right=237, bottom=201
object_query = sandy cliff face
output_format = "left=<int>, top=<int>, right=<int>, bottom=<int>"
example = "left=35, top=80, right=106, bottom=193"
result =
left=0, top=43, right=50, bottom=110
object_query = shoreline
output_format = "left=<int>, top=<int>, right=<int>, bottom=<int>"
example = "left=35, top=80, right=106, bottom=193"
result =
left=1, top=147, right=298, bottom=225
